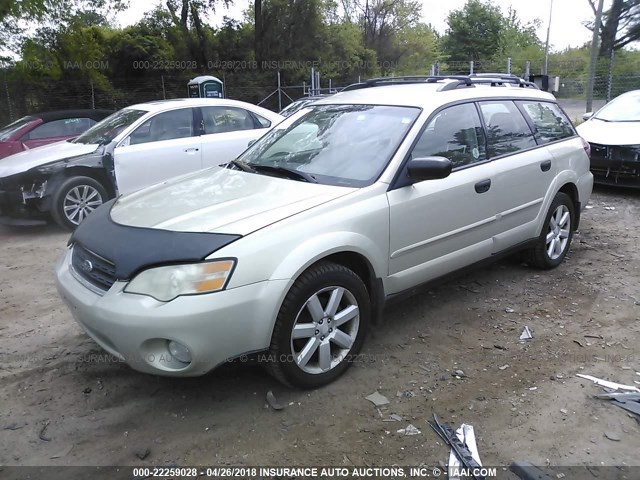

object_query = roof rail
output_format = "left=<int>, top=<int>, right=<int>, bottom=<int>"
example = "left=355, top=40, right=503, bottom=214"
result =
left=341, top=74, right=538, bottom=92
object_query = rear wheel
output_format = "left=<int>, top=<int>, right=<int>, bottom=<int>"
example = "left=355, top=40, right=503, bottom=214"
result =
left=525, top=192, right=575, bottom=269
left=267, top=262, right=370, bottom=389
left=51, top=176, right=107, bottom=231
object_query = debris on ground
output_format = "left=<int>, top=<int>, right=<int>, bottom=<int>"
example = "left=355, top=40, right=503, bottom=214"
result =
left=576, top=374, right=640, bottom=392
left=382, top=414, right=403, bottom=422
left=519, top=326, right=533, bottom=341
left=266, top=390, right=284, bottom=410
left=594, top=391, right=640, bottom=417
left=50, top=444, right=73, bottom=459
left=135, top=448, right=151, bottom=460
left=509, top=460, right=554, bottom=480
left=604, top=431, right=621, bottom=442
left=499, top=365, right=510, bottom=370
left=38, top=420, right=51, bottom=442
left=448, top=424, right=482, bottom=480
left=365, top=391, right=389, bottom=407
left=397, top=424, right=421, bottom=436
left=427, top=414, right=484, bottom=479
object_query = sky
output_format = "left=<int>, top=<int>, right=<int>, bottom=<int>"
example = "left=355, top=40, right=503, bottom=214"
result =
left=115, top=0, right=602, bottom=52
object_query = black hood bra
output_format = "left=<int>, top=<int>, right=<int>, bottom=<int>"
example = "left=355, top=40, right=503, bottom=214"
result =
left=70, top=199, right=241, bottom=280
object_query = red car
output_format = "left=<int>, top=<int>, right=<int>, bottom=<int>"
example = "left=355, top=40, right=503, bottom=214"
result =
left=0, top=109, right=113, bottom=160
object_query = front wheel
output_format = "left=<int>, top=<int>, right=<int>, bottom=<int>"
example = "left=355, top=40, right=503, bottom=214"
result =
left=525, top=192, right=575, bottom=269
left=267, top=262, right=370, bottom=389
left=51, top=176, right=107, bottom=231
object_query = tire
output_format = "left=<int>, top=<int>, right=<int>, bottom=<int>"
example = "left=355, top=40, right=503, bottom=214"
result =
left=525, top=192, right=575, bottom=269
left=267, top=262, right=370, bottom=389
left=51, top=176, right=108, bottom=231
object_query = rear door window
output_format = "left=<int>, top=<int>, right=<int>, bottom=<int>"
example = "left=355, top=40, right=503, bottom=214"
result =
left=200, top=107, right=259, bottom=134
left=478, top=101, right=537, bottom=158
left=518, top=101, right=575, bottom=144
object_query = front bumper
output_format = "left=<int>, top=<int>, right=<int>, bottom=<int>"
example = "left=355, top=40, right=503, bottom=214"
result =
left=589, top=143, right=640, bottom=188
left=55, top=247, right=289, bottom=376
left=0, top=182, right=49, bottom=225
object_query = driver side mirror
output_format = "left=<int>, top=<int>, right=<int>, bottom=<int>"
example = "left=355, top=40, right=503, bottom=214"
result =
left=407, top=156, right=452, bottom=182
left=582, top=112, right=594, bottom=121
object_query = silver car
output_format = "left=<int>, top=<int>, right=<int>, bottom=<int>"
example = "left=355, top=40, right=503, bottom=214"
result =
left=55, top=75, right=593, bottom=388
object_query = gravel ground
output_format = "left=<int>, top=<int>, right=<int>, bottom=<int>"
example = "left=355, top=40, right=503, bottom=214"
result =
left=0, top=186, right=639, bottom=476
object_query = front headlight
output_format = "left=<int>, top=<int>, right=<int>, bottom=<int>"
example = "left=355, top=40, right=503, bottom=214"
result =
left=124, top=259, right=235, bottom=302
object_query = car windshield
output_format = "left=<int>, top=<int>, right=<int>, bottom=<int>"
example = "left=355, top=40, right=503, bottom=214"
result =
left=0, top=116, right=36, bottom=141
left=73, top=108, right=147, bottom=145
left=237, top=104, right=420, bottom=187
left=594, top=91, right=640, bottom=122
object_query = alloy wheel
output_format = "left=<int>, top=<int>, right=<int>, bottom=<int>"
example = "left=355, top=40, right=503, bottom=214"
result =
left=290, top=286, right=360, bottom=374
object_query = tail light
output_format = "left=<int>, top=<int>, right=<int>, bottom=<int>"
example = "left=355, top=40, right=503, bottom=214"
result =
left=580, top=137, right=591, bottom=158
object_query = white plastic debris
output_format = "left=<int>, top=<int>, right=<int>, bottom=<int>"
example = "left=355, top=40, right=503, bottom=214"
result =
left=365, top=391, right=390, bottom=407
left=585, top=205, right=593, bottom=210
left=576, top=374, right=640, bottom=392
left=397, top=424, right=421, bottom=436
left=520, top=326, right=533, bottom=341
left=448, top=424, right=482, bottom=480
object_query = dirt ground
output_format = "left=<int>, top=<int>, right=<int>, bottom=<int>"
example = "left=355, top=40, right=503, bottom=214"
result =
left=0, top=185, right=639, bottom=477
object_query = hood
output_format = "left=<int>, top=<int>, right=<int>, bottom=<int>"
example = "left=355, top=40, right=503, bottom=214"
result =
left=0, top=141, right=99, bottom=177
left=576, top=118, right=640, bottom=146
left=110, top=167, right=356, bottom=235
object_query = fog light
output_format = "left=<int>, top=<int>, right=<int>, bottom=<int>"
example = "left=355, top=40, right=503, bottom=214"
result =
left=168, top=340, right=192, bottom=363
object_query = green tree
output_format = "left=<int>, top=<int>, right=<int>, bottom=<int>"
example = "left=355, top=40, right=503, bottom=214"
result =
left=586, top=0, right=640, bottom=58
left=441, top=0, right=505, bottom=62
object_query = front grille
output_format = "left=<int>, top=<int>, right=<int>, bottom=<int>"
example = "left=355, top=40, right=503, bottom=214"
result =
left=71, top=244, right=116, bottom=291
left=589, top=143, right=640, bottom=162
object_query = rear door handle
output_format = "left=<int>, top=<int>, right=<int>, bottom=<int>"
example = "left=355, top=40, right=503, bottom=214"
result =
left=541, top=159, right=552, bottom=172
left=475, top=179, right=491, bottom=194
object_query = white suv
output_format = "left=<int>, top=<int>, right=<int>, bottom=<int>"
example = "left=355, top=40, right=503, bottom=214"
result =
left=55, top=75, right=593, bottom=388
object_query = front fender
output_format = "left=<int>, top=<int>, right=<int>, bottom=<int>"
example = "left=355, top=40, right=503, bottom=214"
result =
left=269, top=231, right=386, bottom=285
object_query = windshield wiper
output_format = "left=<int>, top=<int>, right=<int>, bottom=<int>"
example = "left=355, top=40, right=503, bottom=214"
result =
left=249, top=164, right=318, bottom=183
left=220, top=159, right=257, bottom=173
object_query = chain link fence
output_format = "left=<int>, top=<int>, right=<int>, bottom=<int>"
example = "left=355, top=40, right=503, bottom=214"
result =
left=2, top=55, right=639, bottom=127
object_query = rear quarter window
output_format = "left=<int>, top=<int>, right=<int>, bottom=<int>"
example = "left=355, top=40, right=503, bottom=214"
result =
left=518, top=101, right=575, bottom=145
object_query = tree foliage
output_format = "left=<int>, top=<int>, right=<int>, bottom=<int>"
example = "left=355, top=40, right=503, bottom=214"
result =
left=586, top=0, right=640, bottom=58
left=441, top=0, right=543, bottom=63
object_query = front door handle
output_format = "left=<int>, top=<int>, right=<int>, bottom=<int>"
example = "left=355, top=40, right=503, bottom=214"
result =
left=475, top=179, right=491, bottom=194
left=541, top=159, right=552, bottom=172
left=184, top=147, right=200, bottom=154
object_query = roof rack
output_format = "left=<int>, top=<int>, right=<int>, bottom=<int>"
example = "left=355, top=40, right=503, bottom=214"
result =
left=341, top=74, right=538, bottom=92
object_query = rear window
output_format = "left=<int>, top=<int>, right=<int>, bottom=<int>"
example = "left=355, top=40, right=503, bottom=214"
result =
left=518, top=101, right=574, bottom=145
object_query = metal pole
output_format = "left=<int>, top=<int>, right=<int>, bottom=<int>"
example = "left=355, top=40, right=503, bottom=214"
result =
left=91, top=81, right=95, bottom=109
left=161, top=75, right=166, bottom=100
left=507, top=57, right=512, bottom=75
left=606, top=49, right=614, bottom=103
left=329, top=78, right=332, bottom=92
left=469, top=61, right=474, bottom=75
left=586, top=0, right=604, bottom=112
left=316, top=72, right=320, bottom=94
left=543, top=0, right=554, bottom=75
left=525, top=61, right=531, bottom=82
left=3, top=68, right=13, bottom=121
left=310, top=67, right=315, bottom=95
left=277, top=71, right=282, bottom=111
